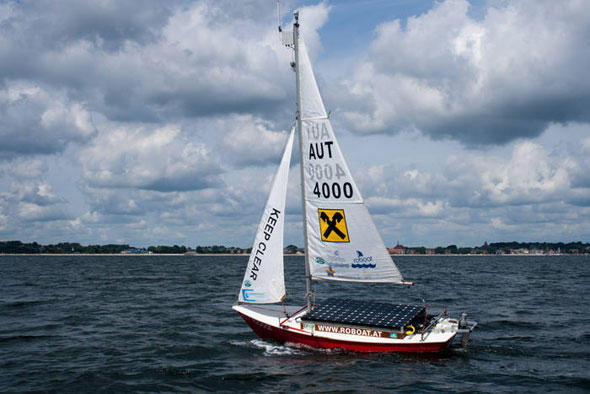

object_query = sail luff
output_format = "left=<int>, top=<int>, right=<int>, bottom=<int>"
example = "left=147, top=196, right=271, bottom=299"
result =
left=238, top=126, right=295, bottom=303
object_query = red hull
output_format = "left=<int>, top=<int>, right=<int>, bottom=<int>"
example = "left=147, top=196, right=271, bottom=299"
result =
left=239, top=312, right=453, bottom=353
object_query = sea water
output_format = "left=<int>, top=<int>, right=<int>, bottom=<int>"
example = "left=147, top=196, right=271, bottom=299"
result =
left=1, top=255, right=588, bottom=392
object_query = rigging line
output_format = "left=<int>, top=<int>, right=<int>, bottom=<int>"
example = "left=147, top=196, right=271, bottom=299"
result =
left=401, top=278, right=426, bottom=306
left=281, top=296, right=289, bottom=317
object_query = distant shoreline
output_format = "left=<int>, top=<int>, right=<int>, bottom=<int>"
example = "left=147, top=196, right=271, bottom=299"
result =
left=0, top=253, right=585, bottom=257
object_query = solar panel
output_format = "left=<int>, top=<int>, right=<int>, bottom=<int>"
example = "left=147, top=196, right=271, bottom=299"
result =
left=301, top=299, right=425, bottom=330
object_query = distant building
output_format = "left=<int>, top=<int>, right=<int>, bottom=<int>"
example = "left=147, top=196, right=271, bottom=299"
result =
left=389, top=244, right=405, bottom=254
left=510, top=248, right=530, bottom=254
left=121, top=248, right=148, bottom=254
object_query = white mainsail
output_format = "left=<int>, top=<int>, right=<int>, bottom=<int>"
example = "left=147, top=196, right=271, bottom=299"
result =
left=238, top=126, right=295, bottom=303
left=297, top=37, right=404, bottom=284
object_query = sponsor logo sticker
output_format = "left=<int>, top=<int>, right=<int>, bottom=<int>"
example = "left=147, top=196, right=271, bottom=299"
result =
left=315, top=255, right=349, bottom=269
left=318, top=209, right=349, bottom=243
left=326, top=266, right=335, bottom=277
left=241, top=289, right=265, bottom=302
left=331, top=250, right=345, bottom=262
left=352, top=250, right=376, bottom=268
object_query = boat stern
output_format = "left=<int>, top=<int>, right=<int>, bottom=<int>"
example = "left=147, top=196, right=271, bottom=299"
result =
left=457, top=312, right=478, bottom=348
left=430, top=313, right=477, bottom=348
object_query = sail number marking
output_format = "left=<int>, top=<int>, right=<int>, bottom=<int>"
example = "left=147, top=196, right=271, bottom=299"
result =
left=313, top=182, right=353, bottom=199
left=305, top=129, right=353, bottom=199
left=307, top=163, right=346, bottom=181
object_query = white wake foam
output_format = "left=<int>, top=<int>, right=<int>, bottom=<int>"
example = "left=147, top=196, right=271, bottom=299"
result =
left=229, top=339, right=303, bottom=356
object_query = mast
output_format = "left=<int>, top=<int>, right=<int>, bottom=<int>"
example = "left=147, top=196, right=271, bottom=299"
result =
left=293, top=11, right=313, bottom=311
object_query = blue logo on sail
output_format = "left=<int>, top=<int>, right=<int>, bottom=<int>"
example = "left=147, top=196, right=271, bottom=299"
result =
left=315, top=257, right=326, bottom=265
left=332, top=250, right=345, bottom=262
left=352, top=250, right=376, bottom=268
left=315, top=255, right=348, bottom=268
left=242, top=289, right=266, bottom=302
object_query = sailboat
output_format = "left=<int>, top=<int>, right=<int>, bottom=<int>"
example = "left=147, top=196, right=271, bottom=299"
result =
left=232, top=12, right=476, bottom=353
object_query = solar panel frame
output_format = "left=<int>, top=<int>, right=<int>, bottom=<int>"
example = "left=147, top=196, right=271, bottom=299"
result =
left=301, top=298, right=425, bottom=330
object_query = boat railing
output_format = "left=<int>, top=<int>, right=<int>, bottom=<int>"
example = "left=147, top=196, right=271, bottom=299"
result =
left=420, top=310, right=445, bottom=341
left=279, top=304, right=311, bottom=327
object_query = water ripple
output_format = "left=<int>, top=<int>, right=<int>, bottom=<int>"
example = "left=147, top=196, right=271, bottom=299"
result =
left=0, top=255, right=589, bottom=392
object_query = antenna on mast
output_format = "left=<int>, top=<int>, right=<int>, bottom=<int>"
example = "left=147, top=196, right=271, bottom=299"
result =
left=277, top=1, right=282, bottom=32
left=278, top=3, right=295, bottom=49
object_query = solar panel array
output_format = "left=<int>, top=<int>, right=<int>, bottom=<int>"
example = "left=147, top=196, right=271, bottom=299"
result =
left=302, top=298, right=425, bottom=330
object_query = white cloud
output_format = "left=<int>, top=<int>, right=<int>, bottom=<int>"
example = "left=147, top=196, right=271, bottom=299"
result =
left=0, top=82, right=96, bottom=158
left=80, top=123, right=221, bottom=192
left=490, top=217, right=516, bottom=231
left=0, top=158, right=47, bottom=179
left=17, top=202, right=72, bottom=222
left=340, top=0, right=590, bottom=144
left=0, top=182, right=72, bottom=227
left=296, top=2, right=331, bottom=59
left=220, top=115, right=289, bottom=166
left=0, top=0, right=333, bottom=245
left=479, top=141, right=571, bottom=205
left=79, top=187, right=143, bottom=216
left=367, top=196, right=445, bottom=218
left=0, top=1, right=307, bottom=123
left=0, top=207, right=7, bottom=231
left=365, top=135, right=589, bottom=210
left=0, top=0, right=587, bottom=247
left=352, top=123, right=590, bottom=245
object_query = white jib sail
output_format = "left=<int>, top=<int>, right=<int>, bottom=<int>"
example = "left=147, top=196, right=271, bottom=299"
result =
left=297, top=37, right=404, bottom=283
left=238, top=126, right=295, bottom=303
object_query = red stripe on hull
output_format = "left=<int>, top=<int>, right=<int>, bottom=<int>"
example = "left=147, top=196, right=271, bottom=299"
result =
left=238, top=313, right=453, bottom=353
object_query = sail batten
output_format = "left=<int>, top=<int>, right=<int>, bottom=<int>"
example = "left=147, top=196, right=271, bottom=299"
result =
left=297, top=34, right=404, bottom=284
left=238, top=126, right=295, bottom=303
left=301, top=116, right=329, bottom=121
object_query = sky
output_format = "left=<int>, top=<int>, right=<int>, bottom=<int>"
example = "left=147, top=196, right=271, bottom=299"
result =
left=0, top=0, right=589, bottom=248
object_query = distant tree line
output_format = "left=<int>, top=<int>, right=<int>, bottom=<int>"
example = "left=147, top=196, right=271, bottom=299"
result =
left=146, top=244, right=250, bottom=254
left=1, top=240, right=587, bottom=255
left=147, top=245, right=187, bottom=254
left=401, top=241, right=589, bottom=254
left=0, top=241, right=252, bottom=254
left=285, top=244, right=299, bottom=254
left=194, top=245, right=250, bottom=254
left=0, top=241, right=130, bottom=254
left=486, top=241, right=588, bottom=254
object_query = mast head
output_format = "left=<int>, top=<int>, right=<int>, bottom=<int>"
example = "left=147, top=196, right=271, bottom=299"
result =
left=294, top=11, right=299, bottom=27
